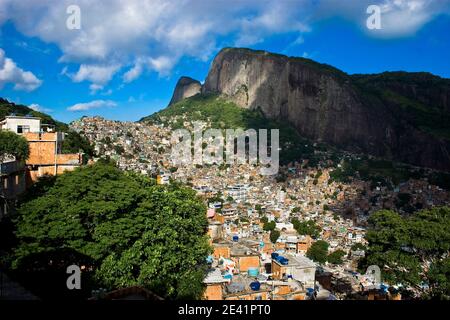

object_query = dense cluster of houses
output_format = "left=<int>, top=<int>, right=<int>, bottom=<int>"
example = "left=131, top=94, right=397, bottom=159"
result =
left=69, top=116, right=450, bottom=300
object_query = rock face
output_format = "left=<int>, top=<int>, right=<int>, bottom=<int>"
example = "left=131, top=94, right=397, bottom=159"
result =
left=202, top=48, right=450, bottom=171
left=169, top=76, right=202, bottom=106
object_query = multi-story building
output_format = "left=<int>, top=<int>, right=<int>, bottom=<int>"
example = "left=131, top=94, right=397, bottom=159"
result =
left=0, top=158, right=27, bottom=219
left=1, top=115, right=82, bottom=181
left=271, top=254, right=316, bottom=289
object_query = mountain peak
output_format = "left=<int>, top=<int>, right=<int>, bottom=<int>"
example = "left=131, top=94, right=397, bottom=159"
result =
left=168, top=76, right=201, bottom=106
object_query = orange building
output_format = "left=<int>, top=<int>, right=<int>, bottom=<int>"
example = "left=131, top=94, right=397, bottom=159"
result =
left=230, top=244, right=261, bottom=273
left=1, top=116, right=82, bottom=182
left=213, top=242, right=231, bottom=259
left=24, top=132, right=82, bottom=180
left=297, top=235, right=313, bottom=253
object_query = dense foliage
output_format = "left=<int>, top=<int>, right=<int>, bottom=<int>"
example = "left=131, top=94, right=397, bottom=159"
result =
left=352, top=72, right=450, bottom=140
left=263, top=220, right=276, bottom=232
left=10, top=162, right=211, bottom=299
left=0, top=130, right=29, bottom=161
left=362, top=207, right=450, bottom=299
left=327, top=250, right=346, bottom=265
left=62, top=130, right=95, bottom=159
left=143, top=94, right=320, bottom=165
left=0, top=98, right=67, bottom=131
left=306, top=240, right=329, bottom=264
left=270, top=230, right=280, bottom=243
left=291, top=217, right=321, bottom=238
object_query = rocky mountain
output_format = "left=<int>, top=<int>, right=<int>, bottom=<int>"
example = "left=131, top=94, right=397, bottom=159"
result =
left=158, top=48, right=450, bottom=171
left=168, top=76, right=202, bottom=106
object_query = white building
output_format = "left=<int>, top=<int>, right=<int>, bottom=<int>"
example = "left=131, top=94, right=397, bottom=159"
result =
left=1, top=116, right=41, bottom=133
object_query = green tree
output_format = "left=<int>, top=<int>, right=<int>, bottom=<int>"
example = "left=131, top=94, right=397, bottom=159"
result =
left=113, top=145, right=125, bottom=155
left=327, top=249, right=346, bottom=265
left=270, top=230, right=280, bottom=243
left=292, top=207, right=301, bottom=213
left=263, top=221, right=276, bottom=232
left=12, top=163, right=211, bottom=300
left=351, top=243, right=366, bottom=252
left=363, top=207, right=450, bottom=296
left=0, top=130, right=29, bottom=161
left=291, top=218, right=321, bottom=238
left=306, top=240, right=329, bottom=264
left=62, top=131, right=95, bottom=159
left=428, top=258, right=450, bottom=299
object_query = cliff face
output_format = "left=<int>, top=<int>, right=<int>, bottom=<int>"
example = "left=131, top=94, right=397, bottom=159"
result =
left=168, top=76, right=202, bottom=106
left=202, top=48, right=450, bottom=171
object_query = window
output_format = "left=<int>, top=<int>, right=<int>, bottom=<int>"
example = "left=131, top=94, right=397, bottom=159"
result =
left=17, top=125, right=30, bottom=134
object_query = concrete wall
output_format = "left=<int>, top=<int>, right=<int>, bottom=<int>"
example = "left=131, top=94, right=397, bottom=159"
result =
left=292, top=267, right=315, bottom=289
left=236, top=255, right=260, bottom=272
left=204, top=284, right=223, bottom=300
left=3, top=117, right=41, bottom=133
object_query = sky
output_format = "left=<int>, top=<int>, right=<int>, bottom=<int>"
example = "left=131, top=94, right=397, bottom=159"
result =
left=0, top=0, right=450, bottom=123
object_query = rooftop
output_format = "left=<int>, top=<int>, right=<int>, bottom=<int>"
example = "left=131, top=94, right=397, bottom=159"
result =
left=273, top=254, right=316, bottom=269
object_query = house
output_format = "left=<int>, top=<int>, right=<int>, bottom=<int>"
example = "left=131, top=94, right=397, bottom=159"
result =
left=271, top=254, right=316, bottom=289
left=270, top=280, right=307, bottom=300
left=203, top=268, right=230, bottom=300
left=0, top=159, right=27, bottom=219
left=223, top=275, right=270, bottom=300
left=212, top=241, right=232, bottom=259
left=297, top=235, right=313, bottom=254
left=1, top=115, right=82, bottom=181
left=0, top=115, right=42, bottom=133
left=230, top=244, right=260, bottom=273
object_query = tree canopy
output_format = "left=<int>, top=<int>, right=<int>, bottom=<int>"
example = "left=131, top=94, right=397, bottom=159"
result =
left=306, top=240, right=329, bottom=264
left=0, top=130, right=29, bottom=162
left=263, top=220, right=276, bottom=232
left=270, top=230, right=280, bottom=243
left=11, top=162, right=211, bottom=299
left=327, top=249, right=346, bottom=265
left=62, top=131, right=95, bottom=159
left=362, top=207, right=450, bottom=299
left=291, top=217, right=321, bottom=238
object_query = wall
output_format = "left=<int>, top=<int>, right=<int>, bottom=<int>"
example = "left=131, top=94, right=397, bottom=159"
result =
left=225, top=291, right=269, bottom=300
left=292, top=267, right=315, bottom=289
left=204, top=284, right=223, bottom=300
left=3, top=117, right=41, bottom=133
left=213, top=245, right=231, bottom=259
left=237, top=255, right=260, bottom=272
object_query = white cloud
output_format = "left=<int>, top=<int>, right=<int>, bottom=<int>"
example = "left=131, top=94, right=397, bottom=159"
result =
left=375, top=0, right=447, bottom=37
left=68, top=63, right=121, bottom=92
left=1, top=0, right=449, bottom=90
left=67, top=99, right=117, bottom=111
left=29, top=103, right=52, bottom=113
left=313, top=0, right=450, bottom=37
left=0, top=48, right=42, bottom=91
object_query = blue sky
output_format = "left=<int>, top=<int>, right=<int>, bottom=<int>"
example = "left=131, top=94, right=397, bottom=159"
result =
left=0, top=0, right=450, bottom=123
